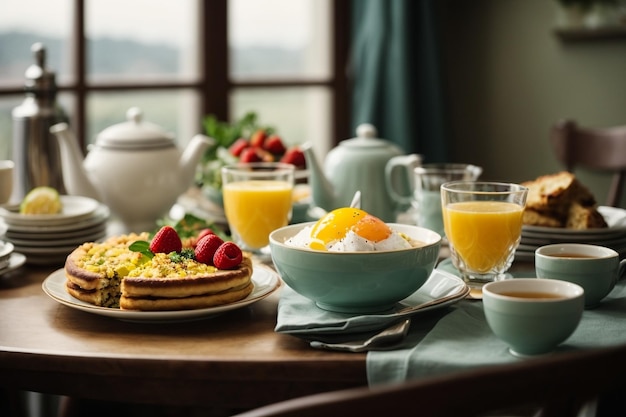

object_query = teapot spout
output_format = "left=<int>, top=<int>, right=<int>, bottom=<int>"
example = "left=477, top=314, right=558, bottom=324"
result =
left=302, top=142, right=337, bottom=212
left=50, top=123, right=102, bottom=201
left=179, top=134, right=214, bottom=190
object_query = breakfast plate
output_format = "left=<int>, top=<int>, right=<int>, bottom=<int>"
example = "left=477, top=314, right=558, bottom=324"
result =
left=522, top=206, right=626, bottom=238
left=518, top=206, right=626, bottom=262
left=42, top=264, right=281, bottom=323
left=0, top=195, right=100, bottom=226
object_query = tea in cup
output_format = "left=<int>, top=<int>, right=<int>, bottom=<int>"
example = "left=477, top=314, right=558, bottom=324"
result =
left=0, top=160, right=14, bottom=205
left=483, top=278, right=584, bottom=357
left=535, top=243, right=626, bottom=308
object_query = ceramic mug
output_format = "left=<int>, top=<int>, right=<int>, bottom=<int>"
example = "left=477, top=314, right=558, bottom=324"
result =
left=0, top=160, right=14, bottom=205
left=535, top=243, right=626, bottom=308
left=483, top=278, right=584, bottom=357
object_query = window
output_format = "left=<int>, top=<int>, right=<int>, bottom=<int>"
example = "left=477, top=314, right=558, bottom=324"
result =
left=0, top=0, right=350, bottom=161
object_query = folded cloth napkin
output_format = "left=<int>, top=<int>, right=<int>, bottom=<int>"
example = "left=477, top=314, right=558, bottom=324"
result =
left=368, top=278, right=626, bottom=386
left=275, top=269, right=467, bottom=344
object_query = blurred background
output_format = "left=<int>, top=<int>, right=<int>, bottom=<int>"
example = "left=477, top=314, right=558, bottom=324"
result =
left=1, top=0, right=625, bottom=206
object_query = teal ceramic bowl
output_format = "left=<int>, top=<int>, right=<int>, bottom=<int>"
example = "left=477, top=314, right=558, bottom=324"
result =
left=269, top=222, right=442, bottom=313
left=482, top=278, right=584, bottom=357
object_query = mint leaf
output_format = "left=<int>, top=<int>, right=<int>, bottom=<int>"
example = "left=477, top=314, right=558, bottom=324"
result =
left=129, top=241, right=154, bottom=259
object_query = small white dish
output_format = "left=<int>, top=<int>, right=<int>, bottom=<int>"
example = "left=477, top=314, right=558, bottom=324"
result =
left=0, top=195, right=100, bottom=226
left=42, top=264, right=281, bottom=323
left=0, top=253, right=27, bottom=276
left=0, top=240, right=14, bottom=258
left=4, top=204, right=109, bottom=233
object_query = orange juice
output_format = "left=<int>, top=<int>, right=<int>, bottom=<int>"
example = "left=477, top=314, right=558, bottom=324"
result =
left=223, top=180, right=293, bottom=250
left=443, top=201, right=524, bottom=273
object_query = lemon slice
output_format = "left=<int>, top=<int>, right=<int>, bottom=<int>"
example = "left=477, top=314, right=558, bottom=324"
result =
left=20, top=187, right=62, bottom=215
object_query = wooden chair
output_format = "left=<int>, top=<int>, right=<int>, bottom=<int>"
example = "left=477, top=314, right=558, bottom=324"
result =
left=550, top=119, right=626, bottom=207
left=232, top=343, right=626, bottom=417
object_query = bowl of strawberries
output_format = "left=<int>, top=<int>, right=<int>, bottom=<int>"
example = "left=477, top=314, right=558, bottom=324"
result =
left=196, top=112, right=307, bottom=209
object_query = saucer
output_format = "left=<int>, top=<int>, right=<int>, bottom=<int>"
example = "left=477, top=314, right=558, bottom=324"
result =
left=0, top=253, right=26, bottom=276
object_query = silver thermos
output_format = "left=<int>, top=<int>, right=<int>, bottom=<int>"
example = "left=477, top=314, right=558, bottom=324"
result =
left=11, top=42, right=67, bottom=203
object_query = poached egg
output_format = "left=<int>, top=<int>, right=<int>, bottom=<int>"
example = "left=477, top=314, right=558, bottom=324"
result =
left=286, top=207, right=412, bottom=252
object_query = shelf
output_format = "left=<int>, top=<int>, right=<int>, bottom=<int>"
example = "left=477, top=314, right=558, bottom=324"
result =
left=554, top=26, right=626, bottom=41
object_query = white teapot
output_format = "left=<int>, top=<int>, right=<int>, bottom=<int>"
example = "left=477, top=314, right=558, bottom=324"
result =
left=50, top=107, right=213, bottom=232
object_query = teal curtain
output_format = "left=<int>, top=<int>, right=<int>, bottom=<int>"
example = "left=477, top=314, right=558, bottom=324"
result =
left=350, top=0, right=447, bottom=162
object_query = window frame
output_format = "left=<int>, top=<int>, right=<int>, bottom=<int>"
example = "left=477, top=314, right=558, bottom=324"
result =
left=0, top=0, right=351, bottom=150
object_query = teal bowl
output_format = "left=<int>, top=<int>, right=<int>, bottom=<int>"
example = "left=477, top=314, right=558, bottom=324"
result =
left=269, top=222, right=442, bottom=313
left=482, top=278, right=584, bottom=357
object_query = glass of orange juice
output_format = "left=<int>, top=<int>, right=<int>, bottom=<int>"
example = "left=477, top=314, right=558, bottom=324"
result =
left=222, top=162, right=295, bottom=254
left=441, top=181, right=528, bottom=284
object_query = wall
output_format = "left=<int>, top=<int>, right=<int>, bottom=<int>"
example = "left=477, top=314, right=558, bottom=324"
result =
left=438, top=0, right=626, bottom=207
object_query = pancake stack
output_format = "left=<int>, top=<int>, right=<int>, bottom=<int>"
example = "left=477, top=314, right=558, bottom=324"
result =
left=64, top=233, right=253, bottom=311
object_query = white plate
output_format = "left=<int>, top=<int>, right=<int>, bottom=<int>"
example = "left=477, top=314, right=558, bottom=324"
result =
left=0, top=195, right=100, bottom=226
left=7, top=228, right=107, bottom=247
left=42, top=264, right=281, bottom=323
left=4, top=204, right=110, bottom=233
left=5, top=222, right=107, bottom=241
left=0, top=253, right=27, bottom=276
left=522, top=206, right=626, bottom=239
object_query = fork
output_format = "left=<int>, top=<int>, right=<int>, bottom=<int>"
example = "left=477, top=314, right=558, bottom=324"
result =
left=309, top=319, right=411, bottom=352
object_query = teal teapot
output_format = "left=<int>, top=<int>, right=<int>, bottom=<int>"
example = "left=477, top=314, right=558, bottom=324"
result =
left=303, top=123, right=421, bottom=222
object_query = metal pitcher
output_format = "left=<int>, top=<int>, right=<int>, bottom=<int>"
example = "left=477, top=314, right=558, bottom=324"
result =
left=11, top=42, right=67, bottom=203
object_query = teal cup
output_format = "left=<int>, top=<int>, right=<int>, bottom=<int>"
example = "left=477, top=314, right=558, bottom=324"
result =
left=535, top=244, right=626, bottom=309
left=483, top=278, right=584, bottom=357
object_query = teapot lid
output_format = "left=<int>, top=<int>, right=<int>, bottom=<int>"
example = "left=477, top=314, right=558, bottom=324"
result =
left=96, top=107, right=175, bottom=149
left=341, top=123, right=394, bottom=149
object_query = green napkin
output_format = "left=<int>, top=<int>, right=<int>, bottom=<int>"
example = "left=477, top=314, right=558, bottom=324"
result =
left=368, top=278, right=626, bottom=386
left=275, top=269, right=467, bottom=344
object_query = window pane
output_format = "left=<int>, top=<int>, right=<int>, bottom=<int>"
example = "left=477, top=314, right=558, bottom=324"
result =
left=87, top=91, right=200, bottom=148
left=0, top=0, right=73, bottom=85
left=86, top=0, right=200, bottom=82
left=229, top=0, right=331, bottom=81
left=230, top=87, right=332, bottom=157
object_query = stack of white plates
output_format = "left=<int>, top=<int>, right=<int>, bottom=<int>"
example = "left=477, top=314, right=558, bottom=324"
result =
left=0, top=239, right=26, bottom=276
left=516, top=206, right=626, bottom=262
left=0, top=196, right=110, bottom=266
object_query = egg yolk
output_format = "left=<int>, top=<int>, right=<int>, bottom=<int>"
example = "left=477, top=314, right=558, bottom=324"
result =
left=309, top=207, right=391, bottom=250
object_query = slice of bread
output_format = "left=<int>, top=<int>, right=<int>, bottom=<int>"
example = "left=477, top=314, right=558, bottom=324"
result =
left=521, top=171, right=607, bottom=229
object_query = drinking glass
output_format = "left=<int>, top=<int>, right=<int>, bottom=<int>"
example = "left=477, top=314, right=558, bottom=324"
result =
left=441, top=181, right=528, bottom=284
left=413, top=164, right=482, bottom=237
left=222, top=162, right=295, bottom=254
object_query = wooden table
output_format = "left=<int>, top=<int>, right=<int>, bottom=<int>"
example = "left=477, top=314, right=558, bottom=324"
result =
left=0, top=264, right=367, bottom=413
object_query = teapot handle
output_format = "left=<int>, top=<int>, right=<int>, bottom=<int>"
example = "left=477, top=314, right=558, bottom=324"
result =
left=385, top=154, right=422, bottom=210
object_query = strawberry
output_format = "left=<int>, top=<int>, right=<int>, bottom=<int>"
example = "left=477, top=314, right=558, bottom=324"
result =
left=229, top=138, right=249, bottom=157
left=150, top=226, right=182, bottom=254
left=213, top=242, right=243, bottom=269
left=197, top=228, right=215, bottom=241
left=194, top=234, right=224, bottom=265
left=250, top=129, right=267, bottom=148
left=264, top=134, right=286, bottom=155
left=191, top=228, right=215, bottom=248
left=280, top=147, right=306, bottom=168
left=239, top=147, right=263, bottom=163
